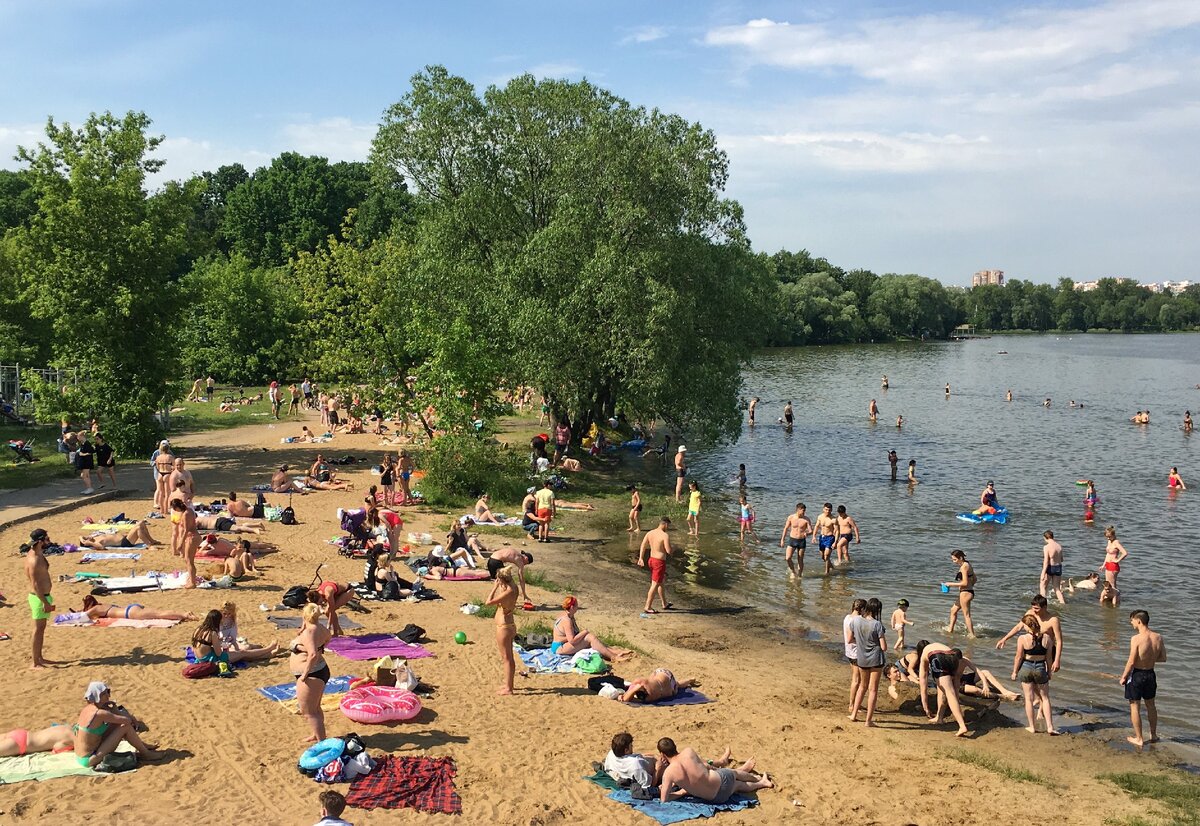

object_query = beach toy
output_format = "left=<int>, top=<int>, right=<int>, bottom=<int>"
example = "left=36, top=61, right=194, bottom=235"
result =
left=339, top=686, right=422, bottom=724
left=299, top=737, right=345, bottom=771
left=941, top=584, right=950, bottom=593
left=454, top=631, right=467, bottom=644
left=1075, top=480, right=1089, bottom=486
left=955, top=506, right=1008, bottom=524
left=523, top=601, right=535, bottom=611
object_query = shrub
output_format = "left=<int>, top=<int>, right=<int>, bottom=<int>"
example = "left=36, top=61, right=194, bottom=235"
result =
left=420, top=433, right=528, bottom=506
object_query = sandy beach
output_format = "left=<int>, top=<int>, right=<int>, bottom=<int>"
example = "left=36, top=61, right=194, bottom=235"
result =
left=0, top=415, right=1180, bottom=824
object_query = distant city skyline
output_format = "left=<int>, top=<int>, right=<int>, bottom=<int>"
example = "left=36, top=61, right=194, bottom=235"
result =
left=2, top=0, right=1198, bottom=286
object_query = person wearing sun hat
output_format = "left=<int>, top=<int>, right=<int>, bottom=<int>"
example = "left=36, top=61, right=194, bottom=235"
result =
left=674, top=445, right=688, bottom=502
left=24, top=527, right=57, bottom=668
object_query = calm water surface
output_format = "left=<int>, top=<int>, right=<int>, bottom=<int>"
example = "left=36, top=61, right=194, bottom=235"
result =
left=599, top=334, right=1200, bottom=750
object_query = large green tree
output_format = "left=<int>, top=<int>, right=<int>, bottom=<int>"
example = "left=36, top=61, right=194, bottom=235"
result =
left=6, top=111, right=195, bottom=450
left=371, top=66, right=772, bottom=441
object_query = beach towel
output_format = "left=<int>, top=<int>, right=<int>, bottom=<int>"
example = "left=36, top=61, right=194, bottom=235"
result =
left=98, top=617, right=180, bottom=628
left=258, top=675, right=355, bottom=702
left=94, top=573, right=189, bottom=593
left=0, top=743, right=135, bottom=785
left=515, top=645, right=575, bottom=674
left=267, top=614, right=362, bottom=631
left=459, top=514, right=523, bottom=527
left=433, top=570, right=490, bottom=582
left=250, top=484, right=272, bottom=492
left=80, top=552, right=143, bottom=562
left=346, top=755, right=461, bottom=814
left=639, top=689, right=713, bottom=707
left=80, top=521, right=136, bottom=528
left=326, top=634, right=433, bottom=661
left=585, top=768, right=623, bottom=791
left=606, top=790, right=757, bottom=824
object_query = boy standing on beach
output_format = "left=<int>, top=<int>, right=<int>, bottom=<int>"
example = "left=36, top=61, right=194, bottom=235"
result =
left=24, top=528, right=55, bottom=669
left=1120, top=610, right=1166, bottom=748
left=638, top=517, right=673, bottom=614
left=890, top=600, right=913, bottom=651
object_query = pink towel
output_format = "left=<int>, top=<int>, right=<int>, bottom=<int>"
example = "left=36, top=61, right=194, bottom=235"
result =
left=325, top=634, right=434, bottom=661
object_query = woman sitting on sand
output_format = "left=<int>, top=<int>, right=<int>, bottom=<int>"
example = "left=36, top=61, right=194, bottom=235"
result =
left=617, top=668, right=700, bottom=703
left=73, top=681, right=163, bottom=768
left=79, top=520, right=161, bottom=550
left=445, top=523, right=485, bottom=566
left=79, top=595, right=197, bottom=622
left=0, top=723, right=73, bottom=757
left=290, top=603, right=333, bottom=743
left=371, top=551, right=416, bottom=600
left=552, top=596, right=634, bottom=662
left=198, top=536, right=260, bottom=579
left=271, top=465, right=306, bottom=494
left=192, top=609, right=278, bottom=667
left=474, top=494, right=502, bottom=524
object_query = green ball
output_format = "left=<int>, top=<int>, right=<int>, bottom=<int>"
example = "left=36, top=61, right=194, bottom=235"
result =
left=454, top=631, right=467, bottom=645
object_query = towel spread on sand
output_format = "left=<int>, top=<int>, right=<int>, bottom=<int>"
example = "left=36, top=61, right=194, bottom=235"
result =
left=325, top=634, right=433, bottom=661
left=605, top=790, right=757, bottom=824
left=515, top=645, right=575, bottom=674
left=94, top=573, right=189, bottom=592
left=98, top=617, right=180, bottom=628
left=257, top=675, right=355, bottom=702
left=346, top=755, right=461, bottom=814
left=459, top=514, right=523, bottom=527
left=266, top=615, right=362, bottom=631
left=0, top=743, right=136, bottom=785
left=80, top=551, right=143, bottom=562
left=639, top=689, right=713, bottom=707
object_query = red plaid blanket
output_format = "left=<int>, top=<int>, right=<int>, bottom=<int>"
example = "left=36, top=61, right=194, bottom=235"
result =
left=346, top=755, right=462, bottom=814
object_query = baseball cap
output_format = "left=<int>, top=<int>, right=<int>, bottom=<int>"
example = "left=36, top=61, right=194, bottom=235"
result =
left=897, top=599, right=910, bottom=608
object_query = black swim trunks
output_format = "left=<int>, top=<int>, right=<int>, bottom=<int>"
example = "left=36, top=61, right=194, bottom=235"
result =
left=786, top=536, right=805, bottom=549
left=928, top=653, right=956, bottom=680
left=487, top=557, right=504, bottom=578
left=1124, top=668, right=1157, bottom=702
left=215, top=517, right=235, bottom=531
left=119, top=536, right=133, bottom=548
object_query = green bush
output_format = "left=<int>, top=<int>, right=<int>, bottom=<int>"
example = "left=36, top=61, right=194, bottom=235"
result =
left=420, top=433, right=528, bottom=506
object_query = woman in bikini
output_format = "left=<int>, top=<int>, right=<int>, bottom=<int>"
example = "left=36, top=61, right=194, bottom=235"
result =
left=943, top=549, right=977, bottom=638
left=153, top=444, right=175, bottom=516
left=169, top=498, right=200, bottom=589
left=1102, top=526, right=1128, bottom=590
left=307, top=580, right=356, bottom=636
left=551, top=596, right=633, bottom=662
left=192, top=609, right=277, bottom=666
left=73, top=682, right=162, bottom=768
left=1011, top=613, right=1058, bottom=735
left=379, top=454, right=396, bottom=506
left=290, top=603, right=332, bottom=743
left=80, top=595, right=196, bottom=622
left=485, top=565, right=519, bottom=696
left=0, top=724, right=73, bottom=758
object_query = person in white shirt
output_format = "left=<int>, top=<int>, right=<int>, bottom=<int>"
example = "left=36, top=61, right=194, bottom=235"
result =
left=603, top=732, right=656, bottom=789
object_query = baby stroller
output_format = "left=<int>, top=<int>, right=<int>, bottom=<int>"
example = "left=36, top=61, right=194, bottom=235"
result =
left=8, top=438, right=36, bottom=463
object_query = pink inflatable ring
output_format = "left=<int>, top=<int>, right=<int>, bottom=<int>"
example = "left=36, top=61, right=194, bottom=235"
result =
left=339, top=686, right=422, bottom=724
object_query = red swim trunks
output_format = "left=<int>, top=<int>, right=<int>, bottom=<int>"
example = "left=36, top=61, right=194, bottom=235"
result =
left=1104, top=561, right=1120, bottom=572
left=648, top=557, right=666, bottom=584
left=537, top=508, right=551, bottom=521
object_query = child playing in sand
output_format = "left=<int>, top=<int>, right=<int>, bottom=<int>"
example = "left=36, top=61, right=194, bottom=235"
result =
left=890, top=599, right=913, bottom=651
left=738, top=493, right=760, bottom=542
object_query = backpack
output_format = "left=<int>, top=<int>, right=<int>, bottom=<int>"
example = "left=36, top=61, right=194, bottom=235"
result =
left=182, top=661, right=218, bottom=679
left=282, top=585, right=309, bottom=609
left=395, top=623, right=426, bottom=644
left=280, top=502, right=297, bottom=525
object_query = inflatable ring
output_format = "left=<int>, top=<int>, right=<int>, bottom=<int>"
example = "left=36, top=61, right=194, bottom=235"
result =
left=340, top=686, right=422, bottom=724
left=299, top=737, right=344, bottom=770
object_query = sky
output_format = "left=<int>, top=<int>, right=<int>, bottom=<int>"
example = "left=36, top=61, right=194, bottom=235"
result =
left=2, top=0, right=1198, bottom=285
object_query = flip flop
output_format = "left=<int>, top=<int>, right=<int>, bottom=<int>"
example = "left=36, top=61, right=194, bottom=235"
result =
left=642, top=609, right=659, bottom=615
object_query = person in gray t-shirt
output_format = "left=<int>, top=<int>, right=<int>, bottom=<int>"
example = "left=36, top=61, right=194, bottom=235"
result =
left=849, top=597, right=888, bottom=726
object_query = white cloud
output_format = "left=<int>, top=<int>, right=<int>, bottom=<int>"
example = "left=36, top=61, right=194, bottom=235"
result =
left=279, top=117, right=374, bottom=163
left=729, top=130, right=996, bottom=173
left=0, top=123, right=44, bottom=165
left=621, top=25, right=668, bottom=45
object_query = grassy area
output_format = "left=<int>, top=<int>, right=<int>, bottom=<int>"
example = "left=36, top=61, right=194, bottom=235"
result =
left=1102, top=771, right=1200, bottom=826
left=0, top=423, right=78, bottom=490
left=163, top=386, right=279, bottom=435
left=519, top=619, right=553, bottom=636
left=597, top=629, right=648, bottom=656
left=525, top=569, right=578, bottom=594
left=940, top=748, right=1056, bottom=788
left=468, top=598, right=497, bottom=619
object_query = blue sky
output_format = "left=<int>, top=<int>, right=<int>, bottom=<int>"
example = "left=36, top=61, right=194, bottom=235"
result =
left=2, top=0, right=1198, bottom=284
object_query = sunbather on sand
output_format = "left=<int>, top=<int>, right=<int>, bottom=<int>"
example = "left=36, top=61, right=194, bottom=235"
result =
left=270, top=465, right=307, bottom=494
left=304, top=475, right=353, bottom=492
left=0, top=724, right=73, bottom=757
left=79, top=521, right=161, bottom=549
left=656, top=738, right=772, bottom=804
left=553, top=596, right=634, bottom=662
left=195, top=514, right=265, bottom=534
left=618, top=668, right=699, bottom=703
left=79, top=595, right=197, bottom=622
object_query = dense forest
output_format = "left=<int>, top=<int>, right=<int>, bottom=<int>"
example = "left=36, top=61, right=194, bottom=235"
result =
left=1, top=69, right=1196, bottom=451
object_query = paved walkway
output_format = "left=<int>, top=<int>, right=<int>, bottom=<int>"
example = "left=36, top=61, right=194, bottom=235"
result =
left=0, top=477, right=138, bottom=531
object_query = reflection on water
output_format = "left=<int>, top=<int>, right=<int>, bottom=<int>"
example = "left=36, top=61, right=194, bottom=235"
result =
left=599, top=334, right=1200, bottom=744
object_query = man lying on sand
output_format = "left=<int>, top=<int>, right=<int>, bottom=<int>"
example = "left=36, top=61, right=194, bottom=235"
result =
left=79, top=520, right=161, bottom=549
left=656, top=737, right=772, bottom=804
left=617, top=668, right=698, bottom=703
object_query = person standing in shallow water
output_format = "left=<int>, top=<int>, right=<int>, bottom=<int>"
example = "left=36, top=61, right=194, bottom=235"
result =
left=674, top=446, right=687, bottom=503
left=943, top=549, right=977, bottom=638
left=1121, top=609, right=1166, bottom=748
left=888, top=449, right=898, bottom=480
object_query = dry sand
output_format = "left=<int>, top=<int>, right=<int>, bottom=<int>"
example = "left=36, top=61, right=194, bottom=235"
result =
left=0, top=413, right=1180, bottom=824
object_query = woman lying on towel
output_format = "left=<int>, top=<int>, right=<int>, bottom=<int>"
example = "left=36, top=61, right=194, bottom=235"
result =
left=80, top=595, right=197, bottom=622
left=552, top=596, right=634, bottom=662
left=192, top=609, right=278, bottom=665
left=617, top=668, right=700, bottom=703
left=0, top=724, right=73, bottom=757
left=79, top=520, right=161, bottom=550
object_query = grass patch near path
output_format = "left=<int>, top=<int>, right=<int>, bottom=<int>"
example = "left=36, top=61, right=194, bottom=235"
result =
left=1102, top=771, right=1200, bottom=826
left=519, top=619, right=553, bottom=637
left=0, top=424, right=76, bottom=490
left=524, top=569, right=577, bottom=594
left=597, top=630, right=648, bottom=657
left=940, top=748, right=1056, bottom=788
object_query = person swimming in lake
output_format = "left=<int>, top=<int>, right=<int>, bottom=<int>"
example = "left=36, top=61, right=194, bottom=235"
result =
left=1184, top=411, right=1193, bottom=432
left=868, top=399, right=879, bottom=422
left=896, top=414, right=904, bottom=429
left=907, top=459, right=918, bottom=484
left=1168, top=467, right=1186, bottom=490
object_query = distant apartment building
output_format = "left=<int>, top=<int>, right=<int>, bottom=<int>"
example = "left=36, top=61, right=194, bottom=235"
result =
left=1146, top=280, right=1194, bottom=293
left=972, top=269, right=1004, bottom=287
left=1073, top=278, right=1135, bottom=292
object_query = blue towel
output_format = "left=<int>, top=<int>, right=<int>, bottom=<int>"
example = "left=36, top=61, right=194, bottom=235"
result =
left=80, top=551, right=143, bottom=562
left=638, top=688, right=712, bottom=707
left=606, top=790, right=757, bottom=824
left=515, top=645, right=575, bottom=674
left=256, top=675, right=355, bottom=701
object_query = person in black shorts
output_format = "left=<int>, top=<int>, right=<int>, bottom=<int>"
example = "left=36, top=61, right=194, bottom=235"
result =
left=94, top=433, right=117, bottom=489
left=1120, top=609, right=1167, bottom=747
left=75, top=431, right=96, bottom=495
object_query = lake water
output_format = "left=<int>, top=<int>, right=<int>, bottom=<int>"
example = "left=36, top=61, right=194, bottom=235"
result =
left=600, top=334, right=1199, bottom=752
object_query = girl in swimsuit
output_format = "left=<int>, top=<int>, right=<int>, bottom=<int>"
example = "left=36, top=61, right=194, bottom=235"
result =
left=379, top=455, right=396, bottom=506
left=307, top=581, right=355, bottom=636
left=486, top=565, right=519, bottom=696
left=551, top=596, right=634, bottom=662
left=943, top=550, right=977, bottom=638
left=192, top=609, right=277, bottom=666
left=80, top=595, right=196, bottom=622
left=1168, top=467, right=1186, bottom=490
left=290, top=603, right=332, bottom=743
left=1102, top=526, right=1128, bottom=589
left=1011, top=613, right=1058, bottom=734
left=73, top=682, right=161, bottom=767
left=169, top=498, right=200, bottom=588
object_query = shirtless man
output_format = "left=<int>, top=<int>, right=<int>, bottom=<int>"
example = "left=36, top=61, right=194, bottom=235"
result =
left=782, top=400, right=794, bottom=429
left=638, top=517, right=673, bottom=614
left=79, top=521, right=160, bottom=550
left=1120, top=610, right=1167, bottom=747
left=888, top=449, right=898, bottom=480
left=24, top=528, right=57, bottom=668
left=196, top=513, right=265, bottom=535
left=270, top=465, right=305, bottom=494
left=779, top=503, right=812, bottom=578
left=485, top=547, right=533, bottom=604
left=227, top=491, right=257, bottom=518
left=674, top=446, right=687, bottom=503
left=656, top=738, right=772, bottom=805
left=996, top=594, right=1063, bottom=673
left=1040, top=530, right=1065, bottom=602
left=747, top=396, right=759, bottom=427
left=835, top=505, right=860, bottom=565
left=868, top=399, right=879, bottom=422
left=168, top=458, right=195, bottom=505
left=813, top=503, right=838, bottom=575
left=618, top=669, right=699, bottom=703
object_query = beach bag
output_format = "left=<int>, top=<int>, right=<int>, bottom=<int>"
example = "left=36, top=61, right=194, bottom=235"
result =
left=280, top=504, right=297, bottom=525
left=395, top=623, right=426, bottom=644
left=182, top=661, right=218, bottom=679
left=282, top=585, right=309, bottom=608
left=575, top=652, right=608, bottom=674
left=394, top=661, right=419, bottom=692
left=94, top=752, right=139, bottom=773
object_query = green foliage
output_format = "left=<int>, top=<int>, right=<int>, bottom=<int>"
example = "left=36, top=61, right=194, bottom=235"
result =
left=523, top=570, right=577, bottom=594
left=940, top=748, right=1055, bottom=788
left=0, top=169, right=39, bottom=231
left=420, top=433, right=529, bottom=505
left=467, top=598, right=496, bottom=620
left=6, top=111, right=194, bottom=453
left=1103, top=771, right=1200, bottom=826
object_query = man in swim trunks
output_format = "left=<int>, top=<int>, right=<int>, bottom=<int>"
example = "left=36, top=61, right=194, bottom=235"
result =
left=814, top=503, right=838, bottom=575
left=779, top=503, right=812, bottom=578
left=1120, top=609, right=1166, bottom=747
left=485, top=547, right=533, bottom=604
left=888, top=449, right=898, bottom=480
left=78, top=520, right=160, bottom=550
left=1040, top=530, right=1065, bottom=602
left=674, top=446, right=687, bottom=503
left=196, top=513, right=265, bottom=534
left=869, top=399, right=879, bottom=422
left=656, top=738, right=772, bottom=804
left=24, top=528, right=56, bottom=668
left=169, top=457, right=195, bottom=505
left=783, top=400, right=794, bottom=429
left=747, top=396, right=758, bottom=427
left=996, top=595, right=1064, bottom=673
left=638, top=517, right=673, bottom=614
